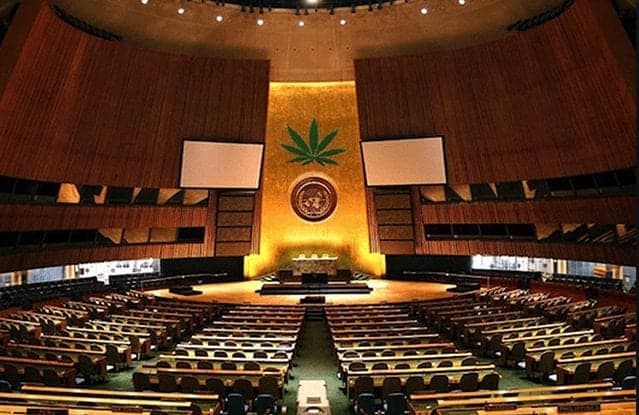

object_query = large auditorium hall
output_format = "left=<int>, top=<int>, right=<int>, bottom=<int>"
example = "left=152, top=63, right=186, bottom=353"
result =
left=0, top=0, right=635, bottom=414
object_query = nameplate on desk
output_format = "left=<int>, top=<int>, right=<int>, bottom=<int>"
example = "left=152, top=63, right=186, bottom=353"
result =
left=557, top=402, right=601, bottom=412
left=483, top=403, right=518, bottom=411
left=26, top=409, right=69, bottom=415
left=111, top=406, right=143, bottom=413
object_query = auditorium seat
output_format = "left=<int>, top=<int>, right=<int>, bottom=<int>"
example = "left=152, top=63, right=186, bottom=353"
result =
left=572, top=363, right=592, bottom=384
left=405, top=376, right=425, bottom=395
left=158, top=373, right=178, bottom=392
left=206, top=377, right=227, bottom=398
left=614, top=359, right=634, bottom=385
left=180, top=375, right=200, bottom=393
left=233, top=378, right=255, bottom=402
left=225, top=393, right=249, bottom=415
left=429, top=374, right=449, bottom=393
left=383, top=392, right=407, bottom=415
left=381, top=377, right=402, bottom=398
left=459, top=372, right=479, bottom=392
left=354, top=376, right=375, bottom=396
left=254, top=394, right=278, bottom=415
left=354, top=392, right=376, bottom=415
left=479, top=373, right=500, bottom=390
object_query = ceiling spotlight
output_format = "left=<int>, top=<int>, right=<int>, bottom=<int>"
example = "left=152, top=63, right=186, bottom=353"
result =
left=307, top=0, right=319, bottom=4
left=458, top=0, right=466, bottom=4
left=298, top=20, right=305, bottom=26
left=177, top=7, right=185, bottom=14
left=140, top=0, right=149, bottom=4
left=216, top=15, right=223, bottom=22
left=339, top=18, right=347, bottom=25
left=257, top=18, right=264, bottom=25
left=420, top=7, right=427, bottom=14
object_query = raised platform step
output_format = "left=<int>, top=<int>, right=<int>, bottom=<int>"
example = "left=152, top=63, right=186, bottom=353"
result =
left=257, top=282, right=372, bottom=296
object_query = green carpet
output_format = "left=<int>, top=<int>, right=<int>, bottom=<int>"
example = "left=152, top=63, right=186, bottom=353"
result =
left=283, top=319, right=350, bottom=414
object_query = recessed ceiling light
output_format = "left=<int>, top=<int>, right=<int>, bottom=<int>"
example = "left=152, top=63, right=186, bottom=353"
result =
left=298, top=20, right=305, bottom=27
left=257, top=18, right=265, bottom=25
left=307, top=0, right=319, bottom=4
left=420, top=7, right=428, bottom=14
left=458, top=0, right=466, bottom=4
left=140, top=0, right=149, bottom=4
left=177, top=7, right=185, bottom=14
left=339, top=18, right=347, bottom=25
left=216, top=15, right=223, bottom=22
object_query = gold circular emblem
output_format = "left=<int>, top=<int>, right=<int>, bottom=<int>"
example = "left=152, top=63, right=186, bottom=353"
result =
left=291, top=177, right=337, bottom=222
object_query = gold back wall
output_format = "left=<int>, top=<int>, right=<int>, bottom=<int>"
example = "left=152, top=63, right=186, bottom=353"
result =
left=245, top=82, right=384, bottom=277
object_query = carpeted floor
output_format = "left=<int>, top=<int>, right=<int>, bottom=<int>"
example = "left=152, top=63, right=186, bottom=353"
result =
left=283, top=318, right=350, bottom=414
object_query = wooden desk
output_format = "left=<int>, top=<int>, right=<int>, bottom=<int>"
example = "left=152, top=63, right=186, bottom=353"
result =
left=340, top=354, right=476, bottom=376
left=340, top=352, right=471, bottom=363
left=179, top=343, right=295, bottom=353
left=555, top=353, right=636, bottom=385
left=409, top=381, right=614, bottom=401
left=7, top=343, right=108, bottom=375
left=335, top=342, right=454, bottom=353
left=330, top=326, right=431, bottom=336
left=434, top=389, right=635, bottom=408
left=333, top=333, right=439, bottom=342
left=0, top=355, right=76, bottom=386
left=21, top=384, right=219, bottom=402
left=193, top=334, right=297, bottom=342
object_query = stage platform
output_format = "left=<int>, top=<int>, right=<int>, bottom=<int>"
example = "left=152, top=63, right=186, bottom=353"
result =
left=146, top=279, right=458, bottom=305
left=256, top=281, right=372, bottom=295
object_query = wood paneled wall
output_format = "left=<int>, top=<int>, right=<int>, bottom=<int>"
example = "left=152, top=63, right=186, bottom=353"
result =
left=0, top=205, right=208, bottom=231
left=0, top=2, right=269, bottom=272
left=214, top=192, right=259, bottom=257
left=421, top=240, right=635, bottom=266
left=355, top=0, right=635, bottom=184
left=0, top=2, right=269, bottom=188
left=420, top=197, right=636, bottom=224
left=358, top=0, right=636, bottom=266
left=0, top=243, right=208, bottom=273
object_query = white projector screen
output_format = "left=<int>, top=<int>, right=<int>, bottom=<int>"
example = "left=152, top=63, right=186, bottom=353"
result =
left=179, top=140, right=264, bottom=189
left=361, top=137, right=447, bottom=186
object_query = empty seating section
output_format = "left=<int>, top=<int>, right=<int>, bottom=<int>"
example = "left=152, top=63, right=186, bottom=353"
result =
left=326, top=297, right=502, bottom=414
left=131, top=302, right=303, bottom=413
left=0, top=283, right=634, bottom=415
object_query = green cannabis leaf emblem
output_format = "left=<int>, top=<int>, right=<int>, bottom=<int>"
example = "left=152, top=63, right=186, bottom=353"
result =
left=281, top=119, right=346, bottom=166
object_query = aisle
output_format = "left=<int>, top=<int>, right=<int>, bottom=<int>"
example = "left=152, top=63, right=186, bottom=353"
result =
left=283, top=318, right=349, bottom=414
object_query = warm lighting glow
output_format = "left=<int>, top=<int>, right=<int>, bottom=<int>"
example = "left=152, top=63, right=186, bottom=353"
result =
left=420, top=7, right=428, bottom=14
left=340, top=18, right=347, bottom=25
left=140, top=0, right=149, bottom=4
left=257, top=18, right=265, bottom=26
left=245, top=82, right=385, bottom=278
left=458, top=0, right=466, bottom=4
left=177, top=7, right=185, bottom=14
left=298, top=21, right=305, bottom=27
left=216, top=15, right=223, bottom=22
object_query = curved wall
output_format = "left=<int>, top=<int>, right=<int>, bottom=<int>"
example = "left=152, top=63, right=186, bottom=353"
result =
left=356, top=0, right=635, bottom=184
left=0, top=2, right=269, bottom=188
left=357, top=0, right=636, bottom=265
left=0, top=2, right=267, bottom=271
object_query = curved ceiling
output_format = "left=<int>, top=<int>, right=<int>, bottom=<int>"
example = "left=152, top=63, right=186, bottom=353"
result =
left=51, top=0, right=564, bottom=81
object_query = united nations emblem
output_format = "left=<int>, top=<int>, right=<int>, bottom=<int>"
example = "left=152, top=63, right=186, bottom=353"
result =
left=291, top=177, right=337, bottom=222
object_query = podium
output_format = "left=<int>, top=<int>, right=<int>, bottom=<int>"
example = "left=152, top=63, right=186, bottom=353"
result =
left=296, top=380, right=331, bottom=415
left=292, top=255, right=338, bottom=276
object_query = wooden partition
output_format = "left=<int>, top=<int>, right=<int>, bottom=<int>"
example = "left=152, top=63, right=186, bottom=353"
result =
left=356, top=0, right=635, bottom=184
left=0, top=2, right=269, bottom=271
left=0, top=2, right=269, bottom=188
left=356, top=0, right=636, bottom=264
